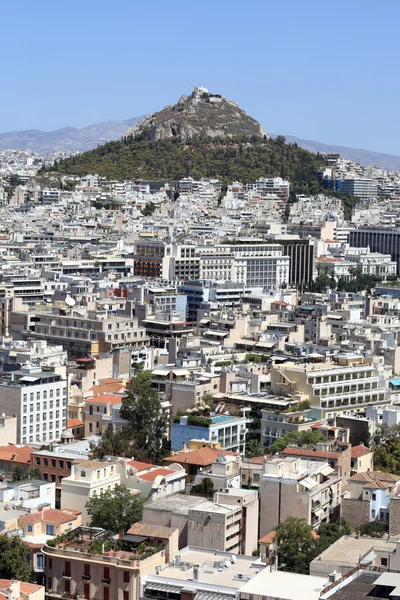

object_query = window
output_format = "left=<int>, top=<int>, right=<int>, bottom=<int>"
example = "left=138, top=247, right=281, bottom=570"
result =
left=89, top=423, right=93, bottom=433
left=381, top=557, right=388, bottom=567
left=46, top=524, right=55, bottom=536
left=64, top=581, right=70, bottom=594
left=104, top=588, right=109, bottom=600
left=67, top=461, right=71, bottom=470
left=59, top=460, right=64, bottom=469
left=28, top=525, right=33, bottom=533
left=123, top=592, right=129, bottom=600
left=51, top=474, right=56, bottom=482
left=372, top=493, right=376, bottom=501
left=37, top=554, right=44, bottom=569
left=123, top=571, right=129, bottom=583
left=81, top=470, right=86, bottom=478
left=51, top=459, right=56, bottom=468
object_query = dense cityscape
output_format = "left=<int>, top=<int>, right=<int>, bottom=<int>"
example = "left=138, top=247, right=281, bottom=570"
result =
left=1, top=3, right=400, bottom=600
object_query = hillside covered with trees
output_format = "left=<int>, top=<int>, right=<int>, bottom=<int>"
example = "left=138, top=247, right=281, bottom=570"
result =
left=46, top=135, right=325, bottom=193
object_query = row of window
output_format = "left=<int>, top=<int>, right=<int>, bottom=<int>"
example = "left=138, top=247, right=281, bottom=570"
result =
left=308, top=370, right=373, bottom=384
left=23, top=410, right=66, bottom=423
left=23, top=389, right=66, bottom=402
left=22, top=432, right=59, bottom=443
left=35, top=457, right=71, bottom=469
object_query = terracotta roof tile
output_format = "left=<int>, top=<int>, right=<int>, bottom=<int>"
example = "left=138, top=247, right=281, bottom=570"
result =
left=68, top=418, right=84, bottom=428
left=0, top=580, right=42, bottom=595
left=19, top=509, right=81, bottom=525
left=127, top=459, right=154, bottom=471
left=0, top=444, right=34, bottom=465
left=85, top=394, right=123, bottom=405
left=137, top=468, right=174, bottom=482
left=350, top=470, right=400, bottom=484
left=351, top=445, right=372, bottom=458
left=164, top=447, right=236, bottom=467
left=282, top=447, right=341, bottom=460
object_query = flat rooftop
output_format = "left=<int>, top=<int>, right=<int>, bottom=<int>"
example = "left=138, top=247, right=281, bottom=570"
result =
left=240, top=569, right=328, bottom=600
left=143, top=495, right=207, bottom=516
left=311, top=535, right=397, bottom=568
left=144, top=546, right=265, bottom=591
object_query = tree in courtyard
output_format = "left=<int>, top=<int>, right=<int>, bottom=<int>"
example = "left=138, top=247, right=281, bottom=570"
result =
left=245, top=437, right=265, bottom=458
left=191, top=477, right=215, bottom=497
left=86, top=485, right=144, bottom=533
left=0, top=535, right=32, bottom=581
left=358, top=522, right=385, bottom=538
left=268, top=429, right=327, bottom=455
left=275, top=517, right=316, bottom=574
left=12, top=466, right=26, bottom=482
left=25, top=468, right=43, bottom=480
left=89, top=426, right=131, bottom=460
left=120, top=371, right=169, bottom=462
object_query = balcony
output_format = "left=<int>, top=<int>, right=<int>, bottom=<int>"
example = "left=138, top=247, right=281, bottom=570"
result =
left=102, top=578, right=111, bottom=584
left=62, top=572, right=71, bottom=579
left=82, top=575, right=90, bottom=581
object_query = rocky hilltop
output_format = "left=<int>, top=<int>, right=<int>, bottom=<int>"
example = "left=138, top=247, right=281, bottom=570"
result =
left=128, top=86, right=267, bottom=141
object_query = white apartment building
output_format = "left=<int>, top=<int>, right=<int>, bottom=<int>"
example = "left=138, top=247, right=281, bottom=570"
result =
left=0, top=366, right=67, bottom=445
left=60, top=458, right=120, bottom=525
left=270, top=354, right=390, bottom=419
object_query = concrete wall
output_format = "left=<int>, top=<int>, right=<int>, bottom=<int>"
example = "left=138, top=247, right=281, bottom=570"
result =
left=341, top=498, right=370, bottom=531
left=259, top=478, right=309, bottom=538
left=389, top=498, right=400, bottom=536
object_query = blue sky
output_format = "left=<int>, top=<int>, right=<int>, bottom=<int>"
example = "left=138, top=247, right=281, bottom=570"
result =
left=2, top=0, right=399, bottom=154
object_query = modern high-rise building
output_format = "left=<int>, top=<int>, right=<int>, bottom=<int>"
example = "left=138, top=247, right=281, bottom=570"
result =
left=340, top=178, right=378, bottom=200
left=350, top=227, right=400, bottom=272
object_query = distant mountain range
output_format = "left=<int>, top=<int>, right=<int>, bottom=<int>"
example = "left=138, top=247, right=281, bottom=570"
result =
left=0, top=117, right=144, bottom=154
left=270, top=134, right=400, bottom=172
left=1, top=115, right=400, bottom=171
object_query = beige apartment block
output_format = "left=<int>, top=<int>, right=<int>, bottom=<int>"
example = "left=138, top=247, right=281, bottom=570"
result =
left=270, top=354, right=390, bottom=419
left=43, top=524, right=178, bottom=600
left=259, top=456, right=341, bottom=537
left=61, top=459, right=120, bottom=525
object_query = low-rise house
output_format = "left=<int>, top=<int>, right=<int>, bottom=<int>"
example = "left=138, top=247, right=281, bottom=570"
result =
left=164, top=447, right=236, bottom=482
left=342, top=470, right=400, bottom=532
left=84, top=394, right=125, bottom=437
left=0, top=444, right=34, bottom=480
left=117, top=458, right=186, bottom=501
left=61, top=459, right=120, bottom=525
left=241, top=455, right=266, bottom=489
left=18, top=507, right=82, bottom=582
left=351, top=443, right=373, bottom=475
left=0, top=479, right=56, bottom=531
left=192, top=453, right=241, bottom=490
left=0, top=580, right=44, bottom=600
left=42, top=524, right=178, bottom=600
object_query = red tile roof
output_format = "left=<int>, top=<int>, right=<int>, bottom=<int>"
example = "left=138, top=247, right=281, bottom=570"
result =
left=138, top=467, right=175, bottom=482
left=164, top=447, right=236, bottom=467
left=0, top=580, right=42, bottom=595
left=282, top=447, right=341, bottom=460
left=19, top=509, right=81, bottom=524
left=85, top=394, right=123, bottom=405
left=68, top=418, right=84, bottom=428
left=0, top=444, right=34, bottom=465
left=351, top=445, right=372, bottom=458
left=90, top=382, right=126, bottom=395
left=127, top=459, right=154, bottom=471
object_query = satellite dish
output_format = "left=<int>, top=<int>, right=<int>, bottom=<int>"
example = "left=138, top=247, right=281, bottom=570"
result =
left=65, top=296, right=75, bottom=307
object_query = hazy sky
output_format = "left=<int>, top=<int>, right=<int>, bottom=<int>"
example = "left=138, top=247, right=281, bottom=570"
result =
left=2, top=0, right=400, bottom=154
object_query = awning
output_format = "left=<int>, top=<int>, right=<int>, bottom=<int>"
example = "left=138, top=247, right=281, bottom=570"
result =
left=255, top=341, right=276, bottom=348
left=300, top=477, right=318, bottom=490
left=320, top=465, right=335, bottom=476
left=19, top=376, right=39, bottom=382
left=204, top=330, right=229, bottom=337
left=313, top=508, right=325, bottom=519
left=145, top=584, right=183, bottom=594
left=360, top=551, right=376, bottom=566
left=390, top=378, right=400, bottom=387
